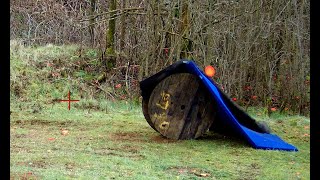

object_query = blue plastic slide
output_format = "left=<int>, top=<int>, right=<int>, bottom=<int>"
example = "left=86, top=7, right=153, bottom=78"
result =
left=184, top=60, right=298, bottom=151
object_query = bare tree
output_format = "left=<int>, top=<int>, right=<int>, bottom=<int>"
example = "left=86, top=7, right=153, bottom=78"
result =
left=89, top=0, right=96, bottom=46
left=104, top=0, right=117, bottom=71
left=10, top=0, right=310, bottom=115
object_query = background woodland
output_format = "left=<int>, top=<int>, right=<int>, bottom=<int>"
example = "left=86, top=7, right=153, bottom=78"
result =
left=10, top=0, right=310, bottom=115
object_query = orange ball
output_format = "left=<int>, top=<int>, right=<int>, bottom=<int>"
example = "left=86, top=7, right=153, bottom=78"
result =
left=204, top=65, right=216, bottom=77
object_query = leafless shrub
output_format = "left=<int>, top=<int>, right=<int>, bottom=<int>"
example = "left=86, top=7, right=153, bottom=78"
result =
left=10, top=0, right=310, bottom=115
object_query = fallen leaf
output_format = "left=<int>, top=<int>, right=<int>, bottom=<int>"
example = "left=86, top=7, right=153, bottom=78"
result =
left=61, top=129, right=69, bottom=136
left=48, top=137, right=55, bottom=141
left=178, top=169, right=186, bottom=173
left=251, top=95, right=258, bottom=100
left=193, top=171, right=211, bottom=177
left=199, top=173, right=210, bottom=177
left=23, top=172, right=33, bottom=178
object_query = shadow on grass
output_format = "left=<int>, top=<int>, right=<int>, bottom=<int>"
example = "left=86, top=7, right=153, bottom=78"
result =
left=197, top=131, right=249, bottom=147
left=145, top=131, right=249, bottom=148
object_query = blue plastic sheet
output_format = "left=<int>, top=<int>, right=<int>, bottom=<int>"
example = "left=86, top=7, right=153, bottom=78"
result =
left=184, top=60, right=298, bottom=151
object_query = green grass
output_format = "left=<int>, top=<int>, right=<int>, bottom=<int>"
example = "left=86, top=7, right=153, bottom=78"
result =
left=10, top=102, right=310, bottom=180
left=10, top=41, right=310, bottom=179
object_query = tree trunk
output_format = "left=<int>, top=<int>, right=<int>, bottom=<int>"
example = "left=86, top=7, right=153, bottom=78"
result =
left=120, top=0, right=126, bottom=52
left=180, top=1, right=192, bottom=60
left=105, top=0, right=117, bottom=71
left=89, top=0, right=96, bottom=46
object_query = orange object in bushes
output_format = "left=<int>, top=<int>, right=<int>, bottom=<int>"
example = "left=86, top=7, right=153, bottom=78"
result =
left=204, top=65, right=216, bottom=77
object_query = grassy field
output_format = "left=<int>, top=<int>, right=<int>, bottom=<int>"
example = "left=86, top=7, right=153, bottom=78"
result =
left=10, top=102, right=310, bottom=180
left=10, top=42, right=310, bottom=179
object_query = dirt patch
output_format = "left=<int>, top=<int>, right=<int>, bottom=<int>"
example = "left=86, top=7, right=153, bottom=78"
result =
left=168, top=166, right=212, bottom=178
left=109, top=132, right=145, bottom=142
left=94, top=147, right=144, bottom=160
left=11, top=127, right=56, bottom=144
left=65, top=162, right=76, bottom=170
left=10, top=172, right=39, bottom=180
left=236, top=163, right=261, bottom=180
left=120, top=145, right=140, bottom=154
left=12, top=134, right=28, bottom=139
left=94, top=148, right=115, bottom=156
left=29, top=160, right=48, bottom=168
left=16, top=160, right=49, bottom=169
left=13, top=119, right=75, bottom=127
left=11, top=128, right=39, bottom=139
left=228, top=149, right=241, bottom=156
left=10, top=145, right=32, bottom=153
left=150, top=135, right=180, bottom=144
left=95, top=145, right=140, bottom=154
